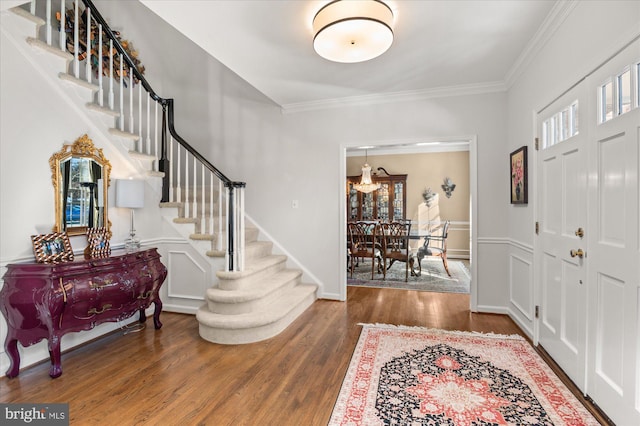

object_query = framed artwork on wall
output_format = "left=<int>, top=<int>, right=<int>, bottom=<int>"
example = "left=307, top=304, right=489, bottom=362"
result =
left=85, top=227, right=111, bottom=258
left=510, top=146, right=528, bottom=204
left=31, top=232, right=74, bottom=263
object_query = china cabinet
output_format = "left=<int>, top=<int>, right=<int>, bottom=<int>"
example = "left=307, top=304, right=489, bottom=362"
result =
left=347, top=168, right=407, bottom=221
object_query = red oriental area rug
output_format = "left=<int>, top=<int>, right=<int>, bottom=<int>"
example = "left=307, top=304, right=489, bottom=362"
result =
left=329, top=324, right=599, bottom=426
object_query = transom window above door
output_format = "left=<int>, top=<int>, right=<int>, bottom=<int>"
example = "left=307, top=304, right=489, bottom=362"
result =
left=542, top=100, right=579, bottom=149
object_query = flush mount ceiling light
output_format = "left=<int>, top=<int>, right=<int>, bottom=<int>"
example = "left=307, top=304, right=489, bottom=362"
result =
left=312, top=0, right=394, bottom=63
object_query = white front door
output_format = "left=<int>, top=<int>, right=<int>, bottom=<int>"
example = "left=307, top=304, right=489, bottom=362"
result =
left=585, top=39, right=640, bottom=425
left=536, top=83, right=588, bottom=391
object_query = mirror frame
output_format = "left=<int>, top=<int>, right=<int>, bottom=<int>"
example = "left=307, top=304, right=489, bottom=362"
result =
left=49, top=134, right=112, bottom=237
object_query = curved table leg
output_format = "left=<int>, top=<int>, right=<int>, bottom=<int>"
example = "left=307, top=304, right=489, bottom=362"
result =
left=48, top=334, right=62, bottom=378
left=152, top=298, right=163, bottom=329
left=4, top=335, right=20, bottom=378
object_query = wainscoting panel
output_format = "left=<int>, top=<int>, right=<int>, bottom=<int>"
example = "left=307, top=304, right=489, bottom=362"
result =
left=594, top=272, right=626, bottom=395
left=167, top=250, right=208, bottom=301
left=509, top=254, right=533, bottom=322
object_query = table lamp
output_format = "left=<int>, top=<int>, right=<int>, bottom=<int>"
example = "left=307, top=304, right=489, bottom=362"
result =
left=116, top=179, right=144, bottom=252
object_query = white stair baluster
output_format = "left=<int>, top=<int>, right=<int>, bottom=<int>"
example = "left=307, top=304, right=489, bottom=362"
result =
left=154, top=101, right=158, bottom=158
left=59, top=0, right=65, bottom=52
left=128, top=68, right=133, bottom=134
left=85, top=6, right=91, bottom=84
left=184, top=152, right=189, bottom=217
left=146, top=94, right=151, bottom=154
left=209, top=173, right=214, bottom=239
left=73, top=0, right=79, bottom=78
left=224, top=186, right=230, bottom=271
left=97, top=23, right=103, bottom=106
left=239, top=187, right=245, bottom=271
left=176, top=143, right=181, bottom=204
left=193, top=156, right=197, bottom=221
left=217, top=180, right=223, bottom=251
left=168, top=136, right=174, bottom=201
left=201, top=164, right=205, bottom=233
left=45, top=0, right=51, bottom=46
left=108, top=39, right=114, bottom=110
left=118, top=56, right=123, bottom=131
left=138, top=83, right=142, bottom=149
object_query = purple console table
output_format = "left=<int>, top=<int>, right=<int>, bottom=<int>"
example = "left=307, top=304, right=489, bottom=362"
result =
left=0, top=248, right=167, bottom=378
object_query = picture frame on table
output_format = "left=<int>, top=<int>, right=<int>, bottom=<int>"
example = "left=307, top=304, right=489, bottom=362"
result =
left=85, top=227, right=111, bottom=258
left=510, top=146, right=528, bottom=204
left=31, top=232, right=74, bottom=263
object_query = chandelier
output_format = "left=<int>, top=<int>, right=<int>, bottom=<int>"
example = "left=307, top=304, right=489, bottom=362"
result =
left=353, top=150, right=381, bottom=193
left=312, top=0, right=394, bottom=63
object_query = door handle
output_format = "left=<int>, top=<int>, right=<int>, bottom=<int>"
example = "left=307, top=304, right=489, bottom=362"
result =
left=575, top=228, right=584, bottom=238
left=570, top=249, right=584, bottom=258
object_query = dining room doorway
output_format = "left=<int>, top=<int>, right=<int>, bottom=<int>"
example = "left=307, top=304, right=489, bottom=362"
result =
left=340, top=137, right=478, bottom=309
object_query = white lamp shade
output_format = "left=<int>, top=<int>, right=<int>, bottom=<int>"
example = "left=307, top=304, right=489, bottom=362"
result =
left=313, top=0, right=394, bottom=63
left=116, top=179, right=144, bottom=209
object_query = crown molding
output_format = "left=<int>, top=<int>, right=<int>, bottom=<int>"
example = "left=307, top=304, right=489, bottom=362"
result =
left=281, top=81, right=507, bottom=114
left=504, top=0, right=579, bottom=88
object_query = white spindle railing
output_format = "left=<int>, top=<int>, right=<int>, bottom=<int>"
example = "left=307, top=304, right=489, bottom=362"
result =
left=192, top=156, right=196, bottom=220
left=138, top=83, right=142, bottom=147
left=217, top=181, right=223, bottom=251
left=128, top=68, right=133, bottom=133
left=26, top=0, right=246, bottom=271
left=97, top=23, right=103, bottom=106
left=59, top=0, right=65, bottom=51
left=85, top=6, right=91, bottom=83
left=73, top=1, right=79, bottom=77
left=108, top=39, right=114, bottom=109
left=45, top=0, right=51, bottom=45
left=118, top=58, right=123, bottom=130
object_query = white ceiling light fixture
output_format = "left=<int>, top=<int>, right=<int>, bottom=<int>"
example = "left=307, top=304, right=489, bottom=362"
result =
left=313, top=0, right=394, bottom=63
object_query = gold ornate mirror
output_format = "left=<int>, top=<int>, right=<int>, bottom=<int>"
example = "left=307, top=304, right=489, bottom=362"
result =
left=50, top=134, right=111, bottom=237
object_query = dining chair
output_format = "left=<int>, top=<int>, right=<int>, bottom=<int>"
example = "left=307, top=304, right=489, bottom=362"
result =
left=380, top=221, right=412, bottom=282
left=347, top=221, right=382, bottom=279
left=425, top=220, right=451, bottom=277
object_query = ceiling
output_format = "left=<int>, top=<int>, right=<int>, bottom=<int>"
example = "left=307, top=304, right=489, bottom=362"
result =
left=139, top=0, right=558, bottom=111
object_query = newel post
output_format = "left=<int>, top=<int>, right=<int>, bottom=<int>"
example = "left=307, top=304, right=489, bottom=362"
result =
left=159, top=103, right=170, bottom=202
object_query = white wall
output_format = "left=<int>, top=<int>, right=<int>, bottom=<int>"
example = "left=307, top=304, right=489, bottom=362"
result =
left=505, top=0, right=640, bottom=334
left=273, top=93, right=509, bottom=303
left=96, top=1, right=511, bottom=305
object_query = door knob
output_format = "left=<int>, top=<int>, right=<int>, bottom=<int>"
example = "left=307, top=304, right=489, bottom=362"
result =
left=575, top=228, right=584, bottom=238
left=570, top=249, right=584, bottom=258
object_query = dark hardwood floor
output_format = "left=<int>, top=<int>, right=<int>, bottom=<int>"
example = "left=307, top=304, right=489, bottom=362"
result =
left=0, top=287, right=607, bottom=425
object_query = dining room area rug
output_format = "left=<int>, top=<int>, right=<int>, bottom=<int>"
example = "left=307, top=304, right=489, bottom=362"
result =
left=329, top=324, right=599, bottom=426
left=348, top=258, right=470, bottom=294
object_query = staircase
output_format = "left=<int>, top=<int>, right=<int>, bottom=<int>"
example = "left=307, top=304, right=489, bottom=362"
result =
left=4, top=0, right=317, bottom=344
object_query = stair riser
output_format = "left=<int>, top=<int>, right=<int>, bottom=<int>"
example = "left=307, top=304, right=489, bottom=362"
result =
left=212, top=228, right=260, bottom=244
left=218, top=259, right=286, bottom=291
left=206, top=275, right=302, bottom=315
left=197, top=289, right=317, bottom=345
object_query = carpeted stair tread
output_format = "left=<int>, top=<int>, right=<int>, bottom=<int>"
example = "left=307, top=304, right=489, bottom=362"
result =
left=27, top=37, right=73, bottom=60
left=159, top=202, right=182, bottom=208
left=216, top=253, right=286, bottom=281
left=86, top=102, right=120, bottom=117
left=190, top=233, right=215, bottom=241
left=11, top=6, right=44, bottom=25
left=197, top=283, right=317, bottom=329
left=108, top=127, right=140, bottom=141
left=128, top=150, right=156, bottom=161
left=206, top=269, right=302, bottom=304
left=59, top=72, right=99, bottom=91
left=173, top=217, right=199, bottom=224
